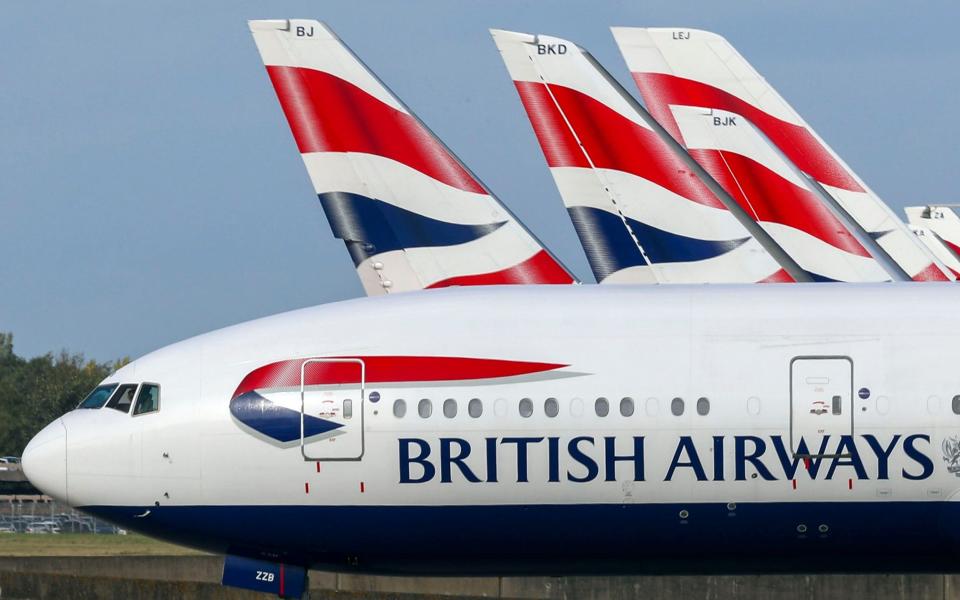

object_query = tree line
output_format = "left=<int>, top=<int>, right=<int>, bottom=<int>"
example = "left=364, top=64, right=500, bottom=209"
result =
left=0, top=333, right=126, bottom=456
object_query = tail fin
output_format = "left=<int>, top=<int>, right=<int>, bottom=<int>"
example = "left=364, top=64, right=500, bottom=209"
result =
left=906, top=206, right=960, bottom=277
left=249, top=20, right=575, bottom=295
left=491, top=29, right=791, bottom=284
left=612, top=27, right=951, bottom=282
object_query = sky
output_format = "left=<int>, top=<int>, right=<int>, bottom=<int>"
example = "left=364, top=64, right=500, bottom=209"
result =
left=3, top=1, right=960, bottom=362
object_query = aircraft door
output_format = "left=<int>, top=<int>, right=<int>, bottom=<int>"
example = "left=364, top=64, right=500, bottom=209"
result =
left=790, top=356, right=852, bottom=457
left=300, top=358, right=364, bottom=461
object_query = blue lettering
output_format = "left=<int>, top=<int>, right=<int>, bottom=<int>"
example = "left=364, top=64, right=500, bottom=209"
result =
left=603, top=436, right=645, bottom=482
left=501, top=437, right=544, bottom=483
left=440, top=438, right=481, bottom=483
left=903, top=434, right=933, bottom=480
left=399, top=438, right=434, bottom=483
left=735, top=436, right=776, bottom=481
left=665, top=436, right=707, bottom=481
left=567, top=436, right=599, bottom=482
left=862, top=434, right=900, bottom=480
left=712, top=436, right=725, bottom=481
left=825, top=435, right=867, bottom=480
left=485, top=437, right=498, bottom=483
left=547, top=437, right=560, bottom=483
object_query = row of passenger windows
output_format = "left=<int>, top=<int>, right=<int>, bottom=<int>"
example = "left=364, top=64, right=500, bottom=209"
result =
left=389, top=396, right=711, bottom=419
left=78, top=383, right=160, bottom=416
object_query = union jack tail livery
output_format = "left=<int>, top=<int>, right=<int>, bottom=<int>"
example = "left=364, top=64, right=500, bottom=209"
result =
left=250, top=20, right=575, bottom=295
left=491, top=30, right=791, bottom=284
left=906, top=206, right=960, bottom=278
left=611, top=27, right=951, bottom=282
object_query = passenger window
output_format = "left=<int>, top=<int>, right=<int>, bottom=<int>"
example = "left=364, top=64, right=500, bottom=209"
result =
left=954, top=395, right=960, bottom=415
left=696, top=397, right=710, bottom=416
left=595, top=397, right=609, bottom=417
left=393, top=399, right=406, bottom=418
left=418, top=399, right=432, bottom=418
left=78, top=384, right=118, bottom=409
left=519, top=398, right=533, bottom=418
left=671, top=397, right=685, bottom=416
left=133, top=384, right=160, bottom=416
left=443, top=398, right=457, bottom=419
left=544, top=397, right=559, bottom=418
left=106, top=384, right=138, bottom=414
left=468, top=398, right=483, bottom=418
left=343, top=399, right=353, bottom=419
left=620, top=397, right=635, bottom=417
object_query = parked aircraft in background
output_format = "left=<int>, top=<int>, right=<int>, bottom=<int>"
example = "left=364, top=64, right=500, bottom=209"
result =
left=612, top=27, right=953, bottom=282
left=491, top=30, right=796, bottom=284
left=251, top=20, right=575, bottom=294
left=906, top=206, right=960, bottom=278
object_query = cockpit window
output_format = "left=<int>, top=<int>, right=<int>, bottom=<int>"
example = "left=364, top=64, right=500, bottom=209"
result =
left=105, top=384, right=139, bottom=413
left=78, top=384, right=119, bottom=409
left=133, top=384, right=160, bottom=416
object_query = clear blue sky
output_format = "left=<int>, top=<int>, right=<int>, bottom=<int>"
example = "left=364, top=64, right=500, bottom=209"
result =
left=3, top=1, right=959, bottom=362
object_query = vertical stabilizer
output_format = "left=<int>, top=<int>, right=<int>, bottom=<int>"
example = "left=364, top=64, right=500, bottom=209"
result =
left=250, top=19, right=575, bottom=295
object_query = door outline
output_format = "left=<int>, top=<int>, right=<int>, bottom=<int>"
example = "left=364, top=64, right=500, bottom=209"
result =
left=300, top=358, right=365, bottom=462
left=789, top=355, right=853, bottom=459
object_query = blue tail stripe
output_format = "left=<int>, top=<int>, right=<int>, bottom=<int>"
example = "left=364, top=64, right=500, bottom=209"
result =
left=318, top=192, right=506, bottom=265
left=567, top=206, right=750, bottom=281
left=229, top=391, right=342, bottom=443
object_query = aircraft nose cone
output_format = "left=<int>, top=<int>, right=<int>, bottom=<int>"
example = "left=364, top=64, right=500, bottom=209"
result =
left=22, top=418, right=68, bottom=504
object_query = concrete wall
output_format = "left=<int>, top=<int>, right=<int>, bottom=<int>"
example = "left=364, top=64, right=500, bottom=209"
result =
left=3, top=556, right=960, bottom=600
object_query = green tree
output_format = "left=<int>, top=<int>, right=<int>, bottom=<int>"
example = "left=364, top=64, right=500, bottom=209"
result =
left=0, top=333, right=125, bottom=456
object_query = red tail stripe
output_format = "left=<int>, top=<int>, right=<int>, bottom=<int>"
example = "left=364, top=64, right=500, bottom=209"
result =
left=426, top=250, right=574, bottom=288
left=758, top=269, right=795, bottom=283
left=631, top=72, right=865, bottom=193
left=940, top=237, right=960, bottom=260
left=514, top=81, right=726, bottom=210
left=911, top=262, right=952, bottom=282
left=233, top=356, right=568, bottom=399
left=688, top=148, right=870, bottom=257
left=266, top=66, right=484, bottom=194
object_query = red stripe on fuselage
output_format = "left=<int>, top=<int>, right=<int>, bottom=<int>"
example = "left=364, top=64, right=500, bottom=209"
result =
left=513, top=81, right=727, bottom=210
left=266, top=66, right=484, bottom=194
left=426, top=250, right=574, bottom=288
left=688, top=149, right=870, bottom=257
left=631, top=72, right=865, bottom=193
left=233, top=356, right=569, bottom=399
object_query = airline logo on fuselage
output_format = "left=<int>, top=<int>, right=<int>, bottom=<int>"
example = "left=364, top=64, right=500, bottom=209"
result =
left=399, top=434, right=934, bottom=484
left=229, top=356, right=576, bottom=444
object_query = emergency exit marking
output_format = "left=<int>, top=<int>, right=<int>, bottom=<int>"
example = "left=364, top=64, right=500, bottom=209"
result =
left=316, top=461, right=321, bottom=473
left=305, top=482, right=310, bottom=494
left=360, top=481, right=366, bottom=493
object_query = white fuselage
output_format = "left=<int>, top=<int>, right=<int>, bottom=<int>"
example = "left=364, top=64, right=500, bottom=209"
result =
left=22, top=283, right=960, bottom=573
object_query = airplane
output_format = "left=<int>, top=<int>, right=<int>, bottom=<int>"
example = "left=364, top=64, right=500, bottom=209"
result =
left=491, top=30, right=892, bottom=284
left=21, top=281, right=960, bottom=597
left=20, top=20, right=960, bottom=600
left=906, top=206, right=960, bottom=277
left=612, top=27, right=953, bottom=282
left=251, top=19, right=575, bottom=294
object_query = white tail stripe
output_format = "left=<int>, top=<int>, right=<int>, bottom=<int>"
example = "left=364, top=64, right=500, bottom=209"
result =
left=670, top=106, right=809, bottom=189
left=301, top=153, right=508, bottom=226
left=492, top=30, right=652, bottom=131
left=250, top=19, right=407, bottom=113
left=550, top=167, right=754, bottom=241
left=603, top=238, right=781, bottom=284
left=611, top=27, right=801, bottom=125
left=761, top=224, right=889, bottom=282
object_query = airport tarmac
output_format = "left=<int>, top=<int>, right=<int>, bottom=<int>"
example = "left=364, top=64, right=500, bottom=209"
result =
left=2, top=552, right=960, bottom=600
